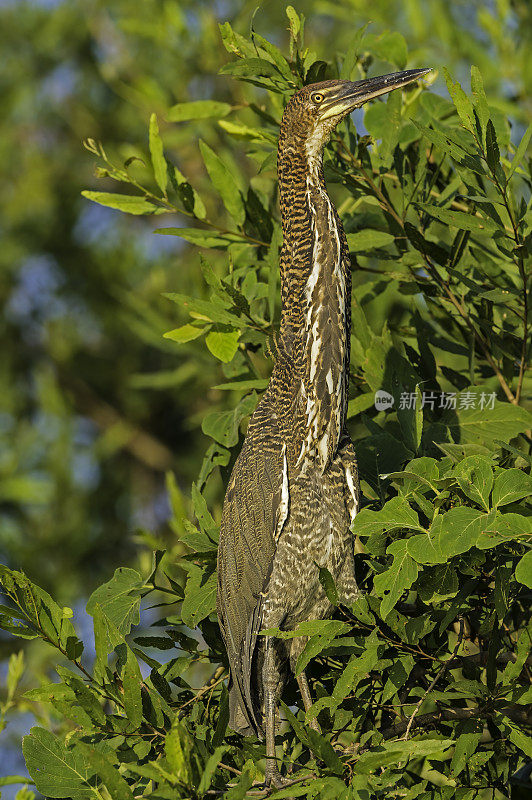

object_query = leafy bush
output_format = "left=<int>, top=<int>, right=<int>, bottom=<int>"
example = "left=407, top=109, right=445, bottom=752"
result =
left=1, top=8, right=531, bottom=800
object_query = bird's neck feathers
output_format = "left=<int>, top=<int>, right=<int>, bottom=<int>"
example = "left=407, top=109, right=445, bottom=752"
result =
left=276, top=128, right=351, bottom=469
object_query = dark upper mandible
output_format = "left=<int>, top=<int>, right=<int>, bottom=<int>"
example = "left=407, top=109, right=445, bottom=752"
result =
left=283, top=68, right=431, bottom=128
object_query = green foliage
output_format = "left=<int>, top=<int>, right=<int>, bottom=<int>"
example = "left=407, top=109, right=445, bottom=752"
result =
left=1, top=3, right=531, bottom=799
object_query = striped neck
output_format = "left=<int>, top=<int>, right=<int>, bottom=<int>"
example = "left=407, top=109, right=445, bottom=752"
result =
left=276, top=137, right=351, bottom=469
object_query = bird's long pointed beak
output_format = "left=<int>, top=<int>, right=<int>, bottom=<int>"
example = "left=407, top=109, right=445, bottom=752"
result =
left=319, top=68, right=431, bottom=120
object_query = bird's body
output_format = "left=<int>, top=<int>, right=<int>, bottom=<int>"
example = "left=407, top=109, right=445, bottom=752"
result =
left=217, top=68, right=429, bottom=786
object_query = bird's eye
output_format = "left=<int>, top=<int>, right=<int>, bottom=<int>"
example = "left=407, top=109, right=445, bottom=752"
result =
left=311, top=92, right=324, bottom=104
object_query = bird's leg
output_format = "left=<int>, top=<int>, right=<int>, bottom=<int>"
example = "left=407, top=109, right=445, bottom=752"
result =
left=296, top=671, right=321, bottom=733
left=263, top=639, right=289, bottom=788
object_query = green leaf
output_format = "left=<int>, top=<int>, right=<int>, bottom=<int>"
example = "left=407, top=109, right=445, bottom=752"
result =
left=470, top=66, right=489, bottom=141
left=202, top=391, right=257, bottom=447
left=223, top=760, right=255, bottom=799
left=163, top=323, right=207, bottom=343
left=22, top=728, right=95, bottom=800
left=286, top=5, right=302, bottom=44
left=156, top=226, right=237, bottom=249
left=91, top=605, right=122, bottom=669
left=451, top=733, right=483, bottom=776
left=0, top=777, right=35, bottom=788
left=373, top=540, right=418, bottom=619
left=282, top=704, right=344, bottom=775
left=199, top=140, right=245, bottom=226
left=492, top=468, right=532, bottom=507
left=404, top=221, right=449, bottom=266
left=440, top=390, right=532, bottom=446
left=205, top=328, right=241, bottom=362
left=346, top=230, right=395, bottom=252
left=24, top=683, right=94, bottom=729
left=444, top=68, right=475, bottom=133
left=380, top=88, right=402, bottom=162
left=515, top=551, right=532, bottom=589
left=261, top=619, right=350, bottom=640
left=408, top=508, right=493, bottom=564
left=355, top=739, right=454, bottom=774
left=180, top=567, right=217, bottom=628
left=417, top=563, right=458, bottom=603
left=295, top=621, right=351, bottom=675
left=166, top=100, right=232, bottom=122
left=478, top=288, right=516, bottom=303
left=382, top=654, right=415, bottom=702
left=416, top=203, right=497, bottom=233
left=485, top=119, right=501, bottom=175
left=213, top=378, right=268, bottom=391
left=149, top=113, right=167, bottom=194
left=122, top=647, right=143, bottom=728
left=251, top=32, right=294, bottom=81
left=75, top=743, right=134, bottom=800
left=507, top=722, right=532, bottom=758
left=191, top=482, right=219, bottom=539
left=219, top=57, right=281, bottom=79
left=397, top=383, right=423, bottom=454
left=218, top=119, right=276, bottom=143
left=6, top=650, right=24, bottom=704
left=1, top=575, right=82, bottom=655
left=353, top=497, right=425, bottom=539
left=86, top=567, right=143, bottom=635
left=165, top=721, right=191, bottom=786
left=502, top=624, right=531, bottom=685
left=453, top=455, right=494, bottom=510
left=414, top=121, right=470, bottom=161
left=197, top=745, right=228, bottom=795
left=81, top=191, right=160, bottom=215
left=346, top=393, right=375, bottom=419
left=218, top=21, right=256, bottom=58
left=318, top=566, right=338, bottom=606
left=55, top=667, right=106, bottom=726
left=476, top=512, right=532, bottom=549
left=508, top=122, right=532, bottom=180
left=163, top=292, right=239, bottom=325
left=340, top=24, right=370, bottom=80
left=308, top=632, right=382, bottom=719
left=170, top=166, right=207, bottom=219
left=212, top=684, right=229, bottom=748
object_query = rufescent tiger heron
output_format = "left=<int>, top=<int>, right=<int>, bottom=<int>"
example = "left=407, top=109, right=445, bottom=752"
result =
left=217, top=68, right=430, bottom=787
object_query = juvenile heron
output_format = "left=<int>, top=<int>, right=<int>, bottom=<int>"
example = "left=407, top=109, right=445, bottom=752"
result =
left=217, top=68, right=430, bottom=787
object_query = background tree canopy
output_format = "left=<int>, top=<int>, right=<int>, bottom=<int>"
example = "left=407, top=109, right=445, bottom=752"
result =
left=0, top=1, right=531, bottom=799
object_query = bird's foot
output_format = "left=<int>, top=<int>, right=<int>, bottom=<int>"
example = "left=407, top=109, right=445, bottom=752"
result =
left=264, top=764, right=291, bottom=789
left=264, top=768, right=315, bottom=794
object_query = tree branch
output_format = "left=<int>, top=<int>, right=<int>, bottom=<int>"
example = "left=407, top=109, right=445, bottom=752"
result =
left=402, top=618, right=465, bottom=739
left=380, top=703, right=532, bottom=740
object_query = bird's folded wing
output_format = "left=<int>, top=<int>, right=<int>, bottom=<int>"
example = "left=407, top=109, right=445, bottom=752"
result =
left=217, top=421, right=284, bottom=735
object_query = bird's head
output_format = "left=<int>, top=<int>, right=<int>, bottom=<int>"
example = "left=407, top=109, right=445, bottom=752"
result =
left=281, top=69, right=431, bottom=159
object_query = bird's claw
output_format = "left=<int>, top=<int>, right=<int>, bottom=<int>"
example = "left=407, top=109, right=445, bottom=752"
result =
left=264, top=767, right=292, bottom=789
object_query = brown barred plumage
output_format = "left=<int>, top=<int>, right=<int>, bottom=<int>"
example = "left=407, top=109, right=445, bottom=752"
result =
left=216, top=69, right=430, bottom=787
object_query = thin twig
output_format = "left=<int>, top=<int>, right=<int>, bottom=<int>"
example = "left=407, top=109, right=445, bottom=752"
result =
left=402, top=618, right=465, bottom=740
left=179, top=667, right=226, bottom=710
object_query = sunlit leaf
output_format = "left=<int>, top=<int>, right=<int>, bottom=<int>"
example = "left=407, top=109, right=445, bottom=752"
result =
left=86, top=567, right=143, bottom=635
left=149, top=113, right=168, bottom=194
left=199, top=140, right=245, bottom=226
left=23, top=728, right=94, bottom=800
left=81, top=191, right=160, bottom=215
left=205, top=328, right=241, bottom=362
left=166, top=100, right=232, bottom=122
